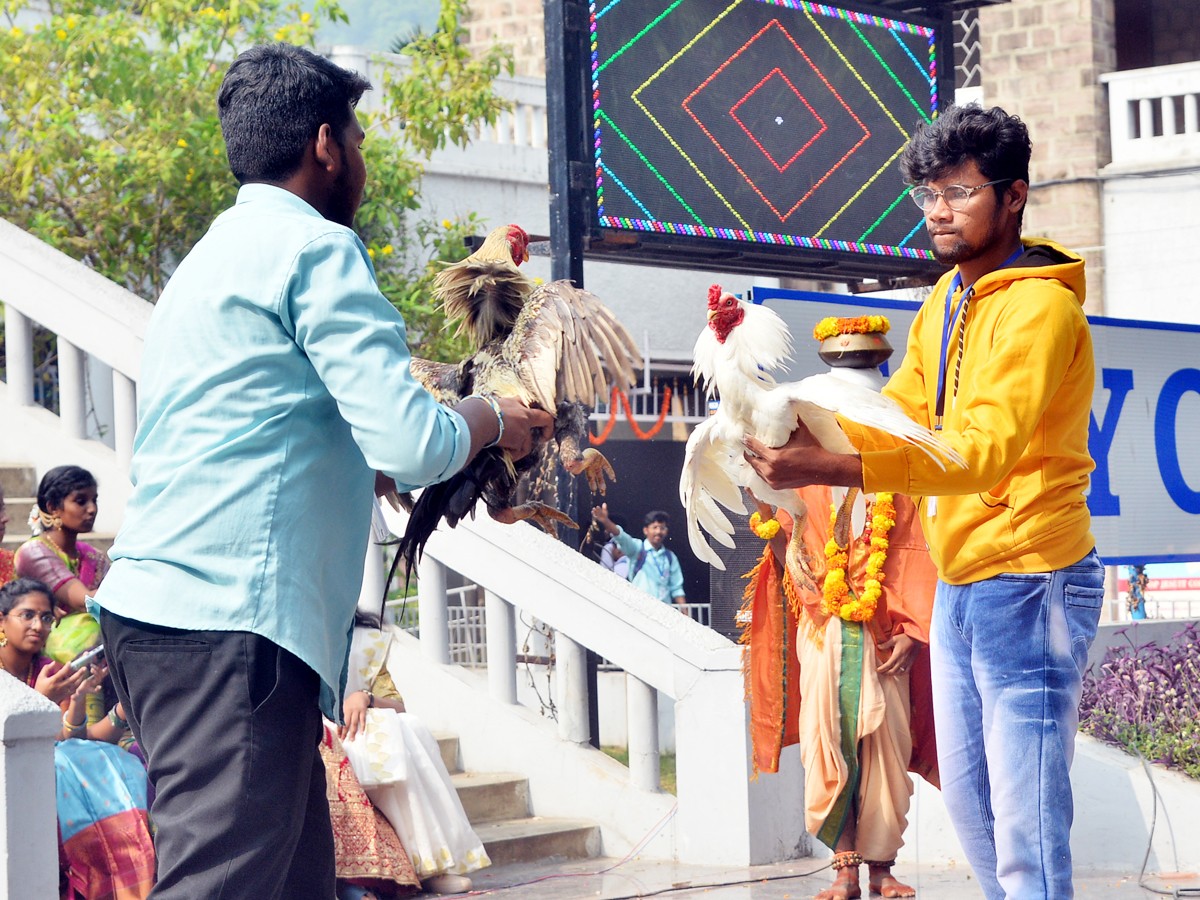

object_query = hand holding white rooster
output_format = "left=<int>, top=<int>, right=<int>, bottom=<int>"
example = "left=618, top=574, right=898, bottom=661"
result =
left=679, top=286, right=965, bottom=579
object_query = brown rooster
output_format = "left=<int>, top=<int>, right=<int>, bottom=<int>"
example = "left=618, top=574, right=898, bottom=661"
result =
left=395, top=224, right=643, bottom=571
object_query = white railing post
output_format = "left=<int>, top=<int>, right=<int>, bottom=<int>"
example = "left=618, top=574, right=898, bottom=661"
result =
left=4, top=304, right=35, bottom=406
left=673, top=654, right=806, bottom=865
left=0, top=676, right=63, bottom=899
left=417, top=556, right=451, bottom=664
left=56, top=337, right=87, bottom=440
left=554, top=630, right=590, bottom=744
left=358, top=537, right=387, bottom=617
left=513, top=104, right=528, bottom=147
left=485, top=590, right=517, bottom=703
left=112, top=370, right=138, bottom=473
left=626, top=674, right=659, bottom=791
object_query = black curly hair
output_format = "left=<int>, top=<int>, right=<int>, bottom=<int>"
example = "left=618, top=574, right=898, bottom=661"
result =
left=899, top=104, right=1032, bottom=227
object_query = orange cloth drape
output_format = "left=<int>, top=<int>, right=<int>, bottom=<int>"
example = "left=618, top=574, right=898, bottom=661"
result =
left=742, top=489, right=939, bottom=787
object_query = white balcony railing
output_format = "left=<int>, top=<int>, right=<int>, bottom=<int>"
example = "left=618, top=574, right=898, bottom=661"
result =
left=1102, top=61, right=1200, bottom=171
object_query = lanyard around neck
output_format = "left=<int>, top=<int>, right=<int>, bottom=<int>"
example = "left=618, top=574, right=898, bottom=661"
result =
left=933, top=246, right=1025, bottom=430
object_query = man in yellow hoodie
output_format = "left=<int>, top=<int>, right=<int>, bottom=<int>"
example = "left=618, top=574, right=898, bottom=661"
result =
left=744, top=104, right=1103, bottom=900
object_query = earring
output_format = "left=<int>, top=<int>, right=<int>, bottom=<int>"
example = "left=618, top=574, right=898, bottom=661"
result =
left=0, top=634, right=7, bottom=648
left=50, top=515, right=63, bottom=529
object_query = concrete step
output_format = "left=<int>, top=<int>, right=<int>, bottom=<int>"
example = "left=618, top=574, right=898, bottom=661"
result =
left=472, top=817, right=600, bottom=867
left=434, top=733, right=460, bottom=774
left=452, top=770, right=530, bottom=824
left=0, top=464, right=36, bottom=499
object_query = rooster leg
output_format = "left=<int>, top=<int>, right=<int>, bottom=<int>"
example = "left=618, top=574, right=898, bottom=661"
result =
left=789, top=488, right=859, bottom=597
left=488, top=502, right=579, bottom=535
left=782, top=498, right=819, bottom=593
left=831, top=488, right=861, bottom=547
left=561, top=446, right=616, bottom=495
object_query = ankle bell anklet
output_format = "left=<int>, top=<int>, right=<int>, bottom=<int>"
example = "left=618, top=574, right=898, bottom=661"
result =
left=864, top=858, right=895, bottom=868
left=831, top=851, right=864, bottom=871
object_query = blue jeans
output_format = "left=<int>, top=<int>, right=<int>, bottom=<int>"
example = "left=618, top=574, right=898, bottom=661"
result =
left=930, top=550, right=1104, bottom=899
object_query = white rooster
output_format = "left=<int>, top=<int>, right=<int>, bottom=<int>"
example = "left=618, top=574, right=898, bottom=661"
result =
left=679, top=285, right=965, bottom=575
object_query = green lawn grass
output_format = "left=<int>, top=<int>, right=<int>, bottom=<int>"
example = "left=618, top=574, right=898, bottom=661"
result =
left=602, top=745, right=677, bottom=795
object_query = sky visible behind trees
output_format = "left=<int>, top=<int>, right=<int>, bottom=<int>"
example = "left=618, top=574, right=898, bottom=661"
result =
left=314, top=0, right=440, bottom=50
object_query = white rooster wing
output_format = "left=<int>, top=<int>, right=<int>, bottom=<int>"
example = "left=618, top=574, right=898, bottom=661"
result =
left=680, top=415, right=746, bottom=571
left=769, top=371, right=967, bottom=470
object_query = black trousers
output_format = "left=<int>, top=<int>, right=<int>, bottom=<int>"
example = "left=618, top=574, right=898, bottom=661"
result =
left=100, top=609, right=335, bottom=900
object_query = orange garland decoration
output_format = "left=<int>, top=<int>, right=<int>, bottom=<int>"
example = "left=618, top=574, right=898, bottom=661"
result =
left=589, top=385, right=673, bottom=444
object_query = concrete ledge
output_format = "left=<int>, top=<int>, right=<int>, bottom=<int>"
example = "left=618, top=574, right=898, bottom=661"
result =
left=901, top=735, right=1200, bottom=876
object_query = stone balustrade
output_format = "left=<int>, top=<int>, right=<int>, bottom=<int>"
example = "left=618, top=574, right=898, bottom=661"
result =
left=1102, top=60, right=1200, bottom=172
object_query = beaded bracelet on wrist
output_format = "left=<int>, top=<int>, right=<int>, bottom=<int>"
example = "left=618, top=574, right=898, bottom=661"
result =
left=466, top=394, right=505, bottom=448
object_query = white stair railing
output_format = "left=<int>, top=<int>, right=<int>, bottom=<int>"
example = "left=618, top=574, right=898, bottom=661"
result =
left=0, top=218, right=151, bottom=472
left=382, top=504, right=805, bottom=866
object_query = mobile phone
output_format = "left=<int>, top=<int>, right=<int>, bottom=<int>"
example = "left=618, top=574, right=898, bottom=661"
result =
left=69, top=644, right=105, bottom=671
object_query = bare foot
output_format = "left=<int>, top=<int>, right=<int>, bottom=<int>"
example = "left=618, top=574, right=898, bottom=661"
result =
left=869, top=873, right=915, bottom=898
left=816, top=867, right=862, bottom=900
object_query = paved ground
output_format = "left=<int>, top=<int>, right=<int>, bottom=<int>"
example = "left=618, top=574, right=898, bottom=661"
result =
left=463, top=857, right=1200, bottom=898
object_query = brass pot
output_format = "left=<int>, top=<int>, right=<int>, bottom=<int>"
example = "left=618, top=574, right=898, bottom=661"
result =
left=818, top=331, right=894, bottom=369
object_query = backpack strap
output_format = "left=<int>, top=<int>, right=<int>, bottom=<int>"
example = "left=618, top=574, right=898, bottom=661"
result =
left=629, top=545, right=649, bottom=580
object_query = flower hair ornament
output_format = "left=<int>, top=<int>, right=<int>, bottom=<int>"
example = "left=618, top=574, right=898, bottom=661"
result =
left=28, top=505, right=59, bottom=537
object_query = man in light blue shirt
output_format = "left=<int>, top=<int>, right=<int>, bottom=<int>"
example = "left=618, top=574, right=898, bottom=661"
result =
left=591, top=504, right=687, bottom=605
left=92, top=44, right=551, bottom=898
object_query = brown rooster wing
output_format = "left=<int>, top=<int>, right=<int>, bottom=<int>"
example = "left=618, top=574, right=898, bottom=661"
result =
left=396, top=230, right=642, bottom=573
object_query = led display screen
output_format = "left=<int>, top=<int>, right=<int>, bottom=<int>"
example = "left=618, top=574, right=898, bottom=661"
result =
left=589, top=0, right=942, bottom=272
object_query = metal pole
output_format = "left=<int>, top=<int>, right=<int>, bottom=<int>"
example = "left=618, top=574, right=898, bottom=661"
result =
left=543, top=0, right=586, bottom=287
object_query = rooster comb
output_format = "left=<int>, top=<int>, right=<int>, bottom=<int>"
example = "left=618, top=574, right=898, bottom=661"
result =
left=707, top=284, right=723, bottom=308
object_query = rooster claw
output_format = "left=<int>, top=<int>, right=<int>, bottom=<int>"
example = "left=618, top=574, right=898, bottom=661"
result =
left=564, top=448, right=616, bottom=495
left=489, top=502, right=579, bottom=535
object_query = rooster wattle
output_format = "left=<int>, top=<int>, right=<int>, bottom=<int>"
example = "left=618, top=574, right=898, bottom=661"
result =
left=679, top=286, right=965, bottom=576
left=395, top=224, right=643, bottom=572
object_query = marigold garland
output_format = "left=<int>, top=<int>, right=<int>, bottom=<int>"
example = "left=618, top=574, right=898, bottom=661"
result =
left=589, top=385, right=672, bottom=444
left=820, top=492, right=896, bottom=622
left=812, top=315, right=891, bottom=342
left=749, top=511, right=781, bottom=540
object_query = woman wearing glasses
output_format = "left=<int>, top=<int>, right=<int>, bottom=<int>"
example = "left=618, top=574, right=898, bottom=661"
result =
left=0, top=577, right=156, bottom=898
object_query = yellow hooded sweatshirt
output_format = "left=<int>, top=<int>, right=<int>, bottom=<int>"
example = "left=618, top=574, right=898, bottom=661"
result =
left=842, top=237, right=1096, bottom=585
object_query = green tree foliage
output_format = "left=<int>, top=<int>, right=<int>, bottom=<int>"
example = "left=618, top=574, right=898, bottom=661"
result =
left=0, top=0, right=511, bottom=361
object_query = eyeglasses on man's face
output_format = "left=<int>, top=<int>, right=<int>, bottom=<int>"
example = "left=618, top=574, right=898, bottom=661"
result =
left=909, top=178, right=1013, bottom=212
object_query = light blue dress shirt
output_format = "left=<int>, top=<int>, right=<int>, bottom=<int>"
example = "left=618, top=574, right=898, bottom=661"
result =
left=92, top=184, right=472, bottom=718
left=610, top=528, right=685, bottom=603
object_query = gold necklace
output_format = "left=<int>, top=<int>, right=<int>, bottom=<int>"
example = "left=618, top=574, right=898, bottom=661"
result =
left=38, top=533, right=79, bottom=576
left=0, top=652, right=35, bottom=686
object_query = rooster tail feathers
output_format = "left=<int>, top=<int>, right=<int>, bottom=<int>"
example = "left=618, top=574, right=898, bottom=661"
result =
left=395, top=451, right=513, bottom=575
left=434, top=261, right=530, bottom=348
